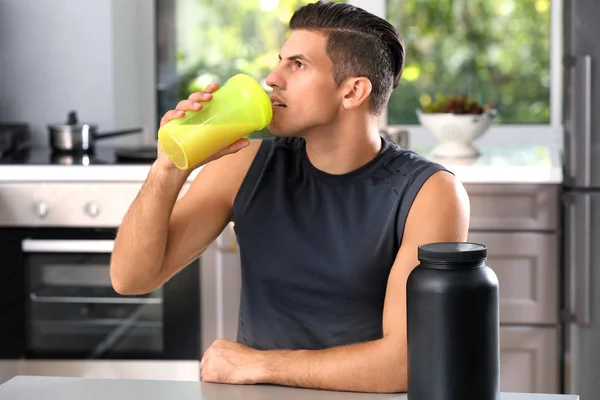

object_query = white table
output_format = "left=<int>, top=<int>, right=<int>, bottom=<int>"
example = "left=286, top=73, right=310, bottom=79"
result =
left=0, top=376, right=580, bottom=400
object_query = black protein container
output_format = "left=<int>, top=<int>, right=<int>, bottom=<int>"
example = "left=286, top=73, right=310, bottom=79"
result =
left=406, top=242, right=499, bottom=400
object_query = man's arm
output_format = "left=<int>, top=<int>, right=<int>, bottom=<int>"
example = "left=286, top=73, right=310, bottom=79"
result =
left=200, top=170, right=470, bottom=393
left=110, top=139, right=260, bottom=295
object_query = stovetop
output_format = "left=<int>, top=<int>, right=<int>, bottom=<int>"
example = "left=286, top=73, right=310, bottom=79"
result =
left=0, top=146, right=157, bottom=166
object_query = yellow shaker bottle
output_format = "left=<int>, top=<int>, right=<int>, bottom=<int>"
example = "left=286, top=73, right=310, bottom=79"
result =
left=158, top=73, right=273, bottom=170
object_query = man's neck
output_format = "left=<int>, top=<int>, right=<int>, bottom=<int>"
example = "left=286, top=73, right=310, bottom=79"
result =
left=302, top=118, right=382, bottom=176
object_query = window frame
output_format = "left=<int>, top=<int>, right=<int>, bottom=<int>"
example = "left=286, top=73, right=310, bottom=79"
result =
left=348, top=0, right=564, bottom=141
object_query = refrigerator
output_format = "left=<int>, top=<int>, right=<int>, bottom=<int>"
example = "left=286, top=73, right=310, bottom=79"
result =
left=562, top=0, right=600, bottom=398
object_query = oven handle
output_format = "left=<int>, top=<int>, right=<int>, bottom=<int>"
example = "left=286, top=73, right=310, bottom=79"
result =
left=29, top=293, right=162, bottom=304
left=21, top=239, right=115, bottom=253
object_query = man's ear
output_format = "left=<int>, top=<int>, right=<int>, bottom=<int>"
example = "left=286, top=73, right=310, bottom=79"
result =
left=341, top=77, right=372, bottom=110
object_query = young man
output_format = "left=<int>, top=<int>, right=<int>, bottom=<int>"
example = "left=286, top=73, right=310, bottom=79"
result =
left=110, top=0, right=469, bottom=393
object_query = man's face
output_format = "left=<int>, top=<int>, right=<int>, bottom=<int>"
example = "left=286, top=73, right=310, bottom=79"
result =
left=265, top=30, right=343, bottom=137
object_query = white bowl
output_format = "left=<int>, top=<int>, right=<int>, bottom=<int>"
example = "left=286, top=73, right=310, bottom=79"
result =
left=416, top=109, right=496, bottom=158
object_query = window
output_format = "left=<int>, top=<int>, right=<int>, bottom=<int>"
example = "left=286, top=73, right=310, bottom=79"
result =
left=386, top=0, right=552, bottom=125
left=157, top=0, right=561, bottom=136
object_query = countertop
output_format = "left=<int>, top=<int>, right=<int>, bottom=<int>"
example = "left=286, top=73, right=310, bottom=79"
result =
left=0, top=376, right=580, bottom=400
left=424, top=145, right=562, bottom=184
left=0, top=145, right=562, bottom=184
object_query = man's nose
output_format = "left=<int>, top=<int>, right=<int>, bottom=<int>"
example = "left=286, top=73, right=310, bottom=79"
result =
left=265, top=68, right=284, bottom=90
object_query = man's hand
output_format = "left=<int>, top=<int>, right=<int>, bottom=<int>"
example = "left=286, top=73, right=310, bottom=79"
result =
left=156, top=82, right=250, bottom=172
left=200, top=339, right=266, bottom=385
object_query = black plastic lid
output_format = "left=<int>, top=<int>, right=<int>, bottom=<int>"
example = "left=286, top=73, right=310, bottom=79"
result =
left=418, top=242, right=487, bottom=264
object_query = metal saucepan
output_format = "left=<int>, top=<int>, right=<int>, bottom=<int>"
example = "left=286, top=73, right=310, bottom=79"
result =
left=48, top=111, right=143, bottom=152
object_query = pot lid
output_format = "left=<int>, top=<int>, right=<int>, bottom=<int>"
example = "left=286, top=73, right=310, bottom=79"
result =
left=48, top=111, right=97, bottom=130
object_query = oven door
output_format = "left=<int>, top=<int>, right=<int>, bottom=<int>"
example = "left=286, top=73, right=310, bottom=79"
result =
left=20, top=233, right=200, bottom=360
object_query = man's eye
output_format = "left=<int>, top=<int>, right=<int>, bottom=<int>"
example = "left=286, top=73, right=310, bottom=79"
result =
left=295, top=61, right=305, bottom=69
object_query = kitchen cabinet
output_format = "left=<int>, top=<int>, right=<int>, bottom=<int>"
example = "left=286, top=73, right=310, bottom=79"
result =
left=467, top=232, right=559, bottom=325
left=467, top=184, right=558, bottom=231
left=500, top=327, right=559, bottom=394
left=466, top=183, right=561, bottom=394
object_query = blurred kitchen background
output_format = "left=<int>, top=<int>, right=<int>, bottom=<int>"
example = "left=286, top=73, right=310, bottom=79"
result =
left=0, top=0, right=598, bottom=398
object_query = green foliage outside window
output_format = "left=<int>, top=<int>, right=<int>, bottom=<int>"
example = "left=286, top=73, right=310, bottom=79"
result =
left=172, top=0, right=343, bottom=138
left=386, top=0, right=551, bottom=125
left=166, top=0, right=551, bottom=137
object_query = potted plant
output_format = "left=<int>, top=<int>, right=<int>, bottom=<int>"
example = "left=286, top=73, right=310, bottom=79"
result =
left=416, top=93, right=497, bottom=158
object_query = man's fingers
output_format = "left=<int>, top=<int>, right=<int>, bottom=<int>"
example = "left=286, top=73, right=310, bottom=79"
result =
left=206, top=139, right=250, bottom=162
left=224, top=139, right=251, bottom=153
left=188, top=83, right=220, bottom=103
left=188, top=91, right=214, bottom=102
left=159, top=109, right=185, bottom=127
left=161, top=82, right=220, bottom=128
left=175, top=99, right=203, bottom=112
left=203, top=82, right=220, bottom=94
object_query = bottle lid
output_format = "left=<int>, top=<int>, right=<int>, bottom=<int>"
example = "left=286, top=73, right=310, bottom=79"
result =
left=418, top=242, right=487, bottom=264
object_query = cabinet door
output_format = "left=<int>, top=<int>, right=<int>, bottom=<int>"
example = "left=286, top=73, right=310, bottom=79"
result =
left=465, top=184, right=558, bottom=231
left=500, top=327, right=559, bottom=394
left=468, top=232, right=558, bottom=324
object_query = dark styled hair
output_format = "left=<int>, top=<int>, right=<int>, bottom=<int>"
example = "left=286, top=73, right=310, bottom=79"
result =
left=289, top=0, right=405, bottom=115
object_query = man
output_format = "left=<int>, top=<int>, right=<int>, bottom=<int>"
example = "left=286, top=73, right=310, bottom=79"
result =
left=110, top=0, right=469, bottom=393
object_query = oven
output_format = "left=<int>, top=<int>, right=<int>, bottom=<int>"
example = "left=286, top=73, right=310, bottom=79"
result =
left=0, top=227, right=200, bottom=362
left=0, top=171, right=208, bottom=384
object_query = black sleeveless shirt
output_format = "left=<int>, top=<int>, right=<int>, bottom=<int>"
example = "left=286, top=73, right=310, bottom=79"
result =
left=231, top=136, right=449, bottom=350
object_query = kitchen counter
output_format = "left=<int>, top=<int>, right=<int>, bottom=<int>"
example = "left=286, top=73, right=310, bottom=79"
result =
left=0, top=164, right=200, bottom=182
left=0, top=376, right=580, bottom=400
left=0, top=145, right=561, bottom=184
left=420, top=145, right=562, bottom=184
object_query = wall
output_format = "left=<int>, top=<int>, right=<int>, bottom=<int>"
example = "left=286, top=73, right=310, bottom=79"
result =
left=0, top=0, right=156, bottom=147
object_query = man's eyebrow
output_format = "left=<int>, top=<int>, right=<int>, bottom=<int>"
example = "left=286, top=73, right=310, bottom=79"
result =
left=278, top=54, right=312, bottom=64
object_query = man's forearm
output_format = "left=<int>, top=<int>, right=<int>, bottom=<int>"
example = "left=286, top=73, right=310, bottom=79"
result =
left=110, top=163, right=190, bottom=293
left=258, top=337, right=406, bottom=393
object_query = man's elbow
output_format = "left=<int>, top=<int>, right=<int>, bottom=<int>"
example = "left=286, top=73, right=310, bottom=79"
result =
left=372, top=370, right=406, bottom=393
left=111, top=277, right=135, bottom=295
left=377, top=339, right=408, bottom=393
left=111, top=278, right=153, bottom=296
left=375, top=377, right=407, bottom=394
left=109, top=270, right=136, bottom=295
left=109, top=262, right=153, bottom=295
left=383, top=360, right=408, bottom=393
